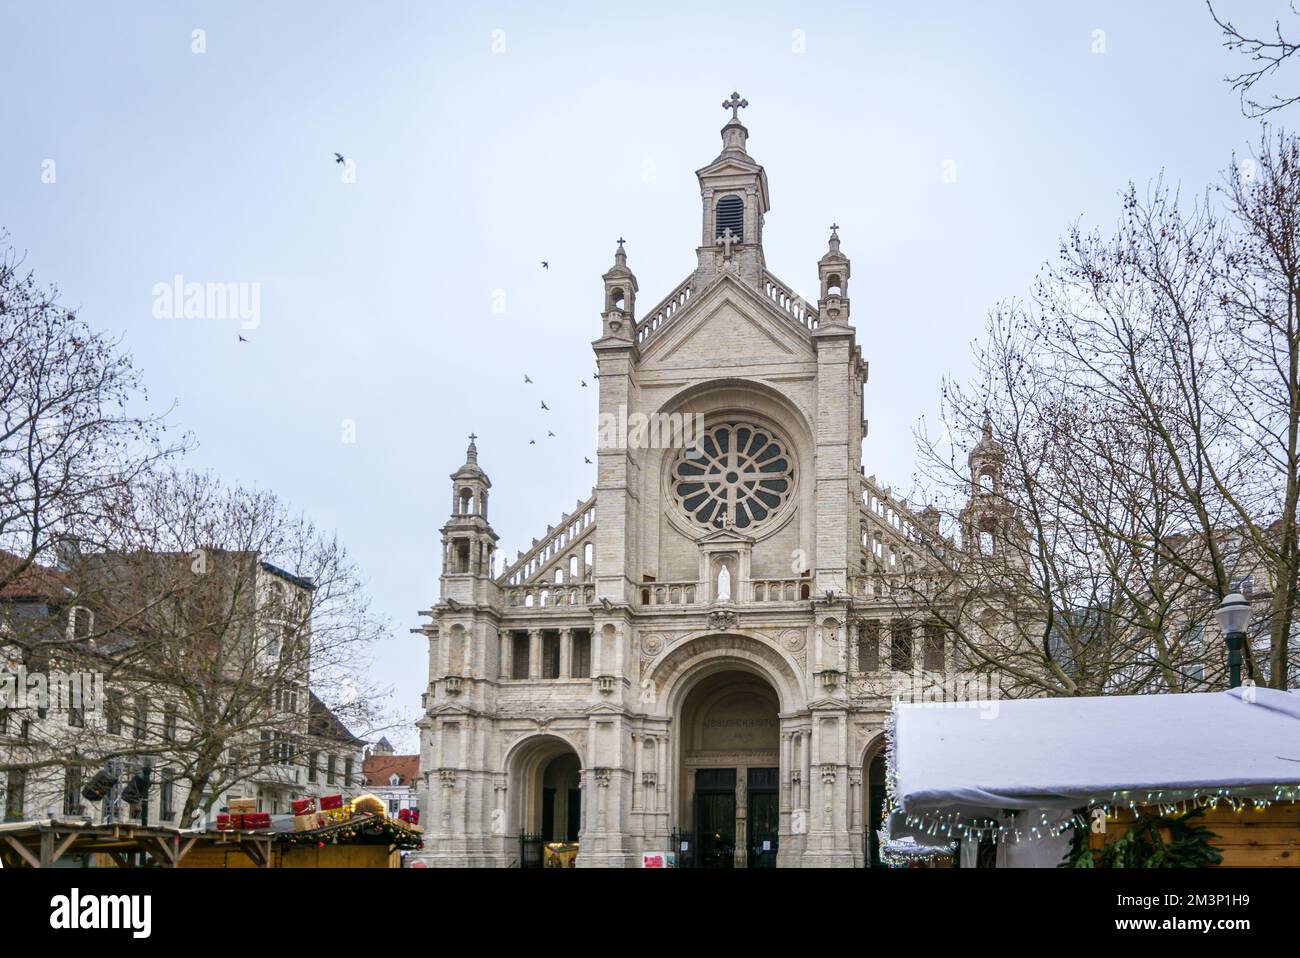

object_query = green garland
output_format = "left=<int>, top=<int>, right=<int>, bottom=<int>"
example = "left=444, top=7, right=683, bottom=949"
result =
left=1061, top=806, right=1223, bottom=868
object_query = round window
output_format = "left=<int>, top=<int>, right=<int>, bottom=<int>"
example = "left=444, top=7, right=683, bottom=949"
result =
left=670, top=422, right=794, bottom=531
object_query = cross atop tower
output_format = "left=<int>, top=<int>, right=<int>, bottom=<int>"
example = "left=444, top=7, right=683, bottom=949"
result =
left=722, top=91, right=748, bottom=121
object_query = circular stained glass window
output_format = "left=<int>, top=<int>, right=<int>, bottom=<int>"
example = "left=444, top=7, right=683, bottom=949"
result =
left=671, top=422, right=795, bottom=531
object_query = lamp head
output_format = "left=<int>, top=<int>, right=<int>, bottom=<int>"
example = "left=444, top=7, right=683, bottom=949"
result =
left=1214, top=592, right=1252, bottom=637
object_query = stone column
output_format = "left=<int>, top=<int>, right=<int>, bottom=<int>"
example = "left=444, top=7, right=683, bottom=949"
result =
left=528, top=629, right=541, bottom=680
left=498, top=631, right=509, bottom=680
left=780, top=731, right=793, bottom=815
left=800, top=731, right=811, bottom=812
left=560, top=628, right=572, bottom=679
left=632, top=733, right=642, bottom=811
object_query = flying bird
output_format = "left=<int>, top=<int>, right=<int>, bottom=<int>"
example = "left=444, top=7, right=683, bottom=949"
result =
left=238, top=334, right=248, bottom=343
left=548, top=431, right=556, bottom=437
left=524, top=374, right=533, bottom=384
left=334, top=152, right=345, bottom=164
left=581, top=380, right=588, bottom=388
left=529, top=439, right=536, bottom=445
left=540, top=401, right=549, bottom=411
left=540, top=261, right=549, bottom=270
left=592, top=372, right=600, bottom=379
left=584, top=457, right=592, bottom=464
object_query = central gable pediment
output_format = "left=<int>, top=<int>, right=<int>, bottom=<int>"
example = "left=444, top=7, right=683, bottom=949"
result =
left=638, top=274, right=816, bottom=371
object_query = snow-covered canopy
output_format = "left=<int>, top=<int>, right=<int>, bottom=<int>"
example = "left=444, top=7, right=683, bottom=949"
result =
left=891, top=688, right=1300, bottom=822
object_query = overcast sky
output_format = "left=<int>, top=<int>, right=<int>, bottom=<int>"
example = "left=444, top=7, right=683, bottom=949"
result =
left=0, top=1, right=1278, bottom=749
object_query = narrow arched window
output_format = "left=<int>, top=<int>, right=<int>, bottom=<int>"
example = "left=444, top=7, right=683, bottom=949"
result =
left=715, top=195, right=744, bottom=240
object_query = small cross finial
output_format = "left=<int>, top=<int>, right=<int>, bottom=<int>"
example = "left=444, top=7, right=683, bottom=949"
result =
left=830, top=222, right=839, bottom=233
left=468, top=432, right=477, bottom=443
left=722, top=91, right=748, bottom=121
left=617, top=237, right=625, bottom=247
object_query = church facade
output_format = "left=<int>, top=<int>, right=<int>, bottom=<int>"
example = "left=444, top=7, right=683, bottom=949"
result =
left=414, top=96, right=999, bottom=867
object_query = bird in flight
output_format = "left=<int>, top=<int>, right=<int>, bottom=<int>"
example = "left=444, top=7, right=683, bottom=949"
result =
left=238, top=334, right=248, bottom=343
left=592, top=372, right=600, bottom=379
left=580, top=380, right=588, bottom=388
left=547, top=430, right=556, bottom=438
left=524, top=374, right=532, bottom=384
left=540, top=401, right=549, bottom=411
left=334, top=152, right=345, bottom=165
left=529, top=439, right=536, bottom=446
left=584, top=457, right=592, bottom=464
left=540, top=261, right=549, bottom=270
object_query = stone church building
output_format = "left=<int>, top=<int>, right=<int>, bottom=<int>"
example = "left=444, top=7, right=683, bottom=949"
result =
left=414, top=96, right=1001, bottom=867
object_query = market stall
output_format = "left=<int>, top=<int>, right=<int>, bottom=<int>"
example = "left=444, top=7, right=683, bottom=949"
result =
left=887, top=687, right=1300, bottom=867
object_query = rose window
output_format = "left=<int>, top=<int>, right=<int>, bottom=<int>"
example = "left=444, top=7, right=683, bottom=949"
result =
left=671, top=422, right=794, bottom=530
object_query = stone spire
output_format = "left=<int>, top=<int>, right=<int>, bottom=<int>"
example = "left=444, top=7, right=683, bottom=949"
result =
left=817, top=223, right=851, bottom=324
left=718, top=91, right=751, bottom=158
left=600, top=237, right=638, bottom=340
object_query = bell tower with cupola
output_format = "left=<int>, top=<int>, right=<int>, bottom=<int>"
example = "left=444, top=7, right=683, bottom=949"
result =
left=440, top=436, right=499, bottom=606
left=694, top=92, right=771, bottom=288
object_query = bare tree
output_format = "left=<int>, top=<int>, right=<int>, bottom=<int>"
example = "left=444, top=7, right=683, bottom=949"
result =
left=907, top=134, right=1300, bottom=693
left=1210, top=1, right=1300, bottom=116
left=88, top=468, right=392, bottom=826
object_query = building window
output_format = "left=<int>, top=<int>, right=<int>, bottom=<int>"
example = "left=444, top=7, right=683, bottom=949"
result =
left=68, top=700, right=84, bottom=729
left=307, top=751, right=319, bottom=784
left=163, top=704, right=177, bottom=743
left=133, top=697, right=148, bottom=741
left=715, top=194, right=744, bottom=239
left=160, top=777, right=175, bottom=821
left=670, top=422, right=794, bottom=530
left=511, top=632, right=530, bottom=680
left=890, top=621, right=913, bottom=672
left=63, top=766, right=83, bottom=816
left=5, top=770, right=25, bottom=821
left=923, top=623, right=946, bottom=671
left=542, top=632, right=560, bottom=679
left=106, top=691, right=123, bottom=736
left=857, top=622, right=880, bottom=672
left=571, top=631, right=591, bottom=679
left=327, top=754, right=337, bottom=785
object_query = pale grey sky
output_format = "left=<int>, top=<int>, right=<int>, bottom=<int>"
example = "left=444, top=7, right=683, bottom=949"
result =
left=0, top=1, right=1277, bottom=749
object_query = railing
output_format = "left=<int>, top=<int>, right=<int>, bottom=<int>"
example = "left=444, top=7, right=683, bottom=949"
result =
left=635, top=279, right=693, bottom=344
left=638, top=581, right=699, bottom=606
left=501, top=492, right=596, bottom=586
left=504, top=585, right=596, bottom=608
left=762, top=271, right=818, bottom=331
left=750, top=579, right=810, bottom=602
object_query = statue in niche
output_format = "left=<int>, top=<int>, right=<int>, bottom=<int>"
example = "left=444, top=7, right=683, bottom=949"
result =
left=717, top=564, right=732, bottom=602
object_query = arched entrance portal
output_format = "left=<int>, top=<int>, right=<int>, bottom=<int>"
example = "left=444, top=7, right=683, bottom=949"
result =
left=508, top=735, right=583, bottom=866
left=676, top=669, right=780, bottom=868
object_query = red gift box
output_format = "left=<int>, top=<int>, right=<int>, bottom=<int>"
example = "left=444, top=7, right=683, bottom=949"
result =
left=242, top=812, right=271, bottom=830
left=397, top=808, right=411, bottom=822
left=319, top=794, right=343, bottom=811
left=292, top=798, right=317, bottom=816
left=226, top=814, right=245, bottom=830
left=216, top=814, right=232, bottom=830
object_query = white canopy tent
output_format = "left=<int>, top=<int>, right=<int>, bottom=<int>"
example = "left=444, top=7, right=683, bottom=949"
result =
left=887, top=688, right=1300, bottom=865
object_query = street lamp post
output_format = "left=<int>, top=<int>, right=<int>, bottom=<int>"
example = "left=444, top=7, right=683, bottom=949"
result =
left=1214, top=592, right=1252, bottom=690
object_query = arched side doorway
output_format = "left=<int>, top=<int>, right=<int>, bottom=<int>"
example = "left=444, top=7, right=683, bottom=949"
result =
left=862, top=738, right=887, bottom=868
left=506, top=735, right=583, bottom=866
left=676, top=669, right=780, bottom=868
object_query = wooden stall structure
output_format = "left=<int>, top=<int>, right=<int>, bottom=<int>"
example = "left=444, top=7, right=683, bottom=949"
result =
left=1091, top=801, right=1300, bottom=868
left=179, top=813, right=422, bottom=869
left=0, top=819, right=202, bottom=868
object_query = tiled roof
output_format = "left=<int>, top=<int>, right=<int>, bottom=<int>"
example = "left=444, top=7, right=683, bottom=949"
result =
left=362, top=754, right=420, bottom=787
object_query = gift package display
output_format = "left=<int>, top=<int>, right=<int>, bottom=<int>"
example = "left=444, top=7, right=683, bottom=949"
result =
left=397, top=808, right=419, bottom=825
